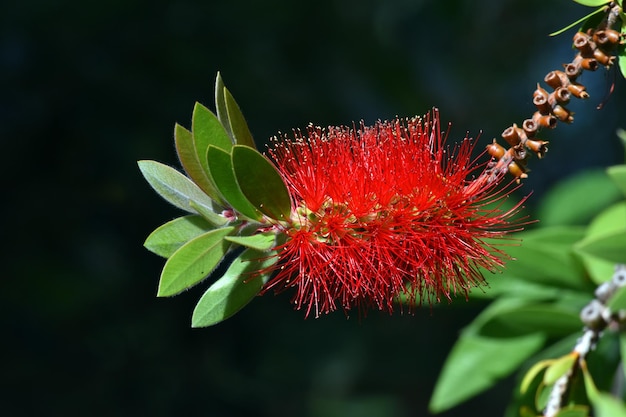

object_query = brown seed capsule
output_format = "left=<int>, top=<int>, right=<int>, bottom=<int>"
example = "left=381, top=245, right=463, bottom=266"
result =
left=545, top=70, right=569, bottom=89
left=486, top=140, right=505, bottom=159
left=533, top=84, right=549, bottom=100
left=522, top=119, right=538, bottom=137
left=581, top=57, right=599, bottom=71
left=594, top=29, right=621, bottom=47
left=508, top=161, right=527, bottom=179
left=501, top=125, right=521, bottom=146
left=552, top=105, right=573, bottom=123
left=573, top=32, right=594, bottom=56
left=593, top=48, right=612, bottom=66
left=567, top=83, right=589, bottom=99
left=532, top=111, right=557, bottom=129
left=553, top=87, right=571, bottom=105
left=525, top=139, right=549, bottom=158
left=533, top=94, right=551, bottom=114
left=564, top=61, right=581, bottom=78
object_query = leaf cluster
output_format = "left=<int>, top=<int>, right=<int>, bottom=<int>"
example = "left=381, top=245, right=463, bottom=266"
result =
left=430, top=156, right=626, bottom=416
left=138, top=74, right=293, bottom=327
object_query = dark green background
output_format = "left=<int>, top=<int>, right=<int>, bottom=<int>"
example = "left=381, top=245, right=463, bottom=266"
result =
left=3, top=0, right=624, bottom=416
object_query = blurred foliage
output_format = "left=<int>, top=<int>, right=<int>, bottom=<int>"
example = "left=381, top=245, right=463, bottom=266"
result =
left=2, top=0, right=626, bottom=416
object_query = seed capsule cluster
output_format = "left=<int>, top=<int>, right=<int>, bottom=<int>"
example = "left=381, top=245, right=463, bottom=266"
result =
left=486, top=4, right=623, bottom=180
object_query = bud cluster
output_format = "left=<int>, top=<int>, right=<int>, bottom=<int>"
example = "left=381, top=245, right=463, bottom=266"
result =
left=486, top=3, right=623, bottom=180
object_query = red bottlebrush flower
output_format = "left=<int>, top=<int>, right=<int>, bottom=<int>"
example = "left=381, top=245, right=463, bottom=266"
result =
left=265, top=109, right=522, bottom=317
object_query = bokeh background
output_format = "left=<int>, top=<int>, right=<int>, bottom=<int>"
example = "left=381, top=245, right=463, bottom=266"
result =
left=3, top=0, right=625, bottom=416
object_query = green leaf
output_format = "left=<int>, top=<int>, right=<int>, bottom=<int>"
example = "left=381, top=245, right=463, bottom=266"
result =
left=544, top=353, right=577, bottom=386
left=174, top=123, right=223, bottom=204
left=144, top=215, right=215, bottom=258
left=607, top=285, right=626, bottom=312
left=207, top=145, right=262, bottom=221
left=189, top=200, right=229, bottom=227
left=500, top=227, right=590, bottom=291
left=191, top=248, right=278, bottom=327
left=138, top=160, right=219, bottom=214
left=429, top=332, right=545, bottom=413
left=607, top=165, right=626, bottom=197
left=192, top=103, right=233, bottom=179
left=581, top=360, right=626, bottom=417
left=571, top=0, right=610, bottom=6
left=554, top=405, right=591, bottom=417
left=480, top=304, right=582, bottom=338
left=537, top=169, right=622, bottom=227
left=621, top=53, right=626, bottom=81
left=619, top=333, right=626, bottom=382
left=549, top=6, right=607, bottom=36
left=520, top=359, right=554, bottom=394
left=225, top=232, right=277, bottom=251
left=232, top=145, right=293, bottom=221
left=157, top=226, right=234, bottom=297
left=575, top=202, right=626, bottom=263
left=224, top=87, right=256, bottom=148
left=214, top=72, right=232, bottom=139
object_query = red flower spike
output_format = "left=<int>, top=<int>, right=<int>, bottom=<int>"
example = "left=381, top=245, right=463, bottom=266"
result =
left=264, top=109, right=524, bottom=317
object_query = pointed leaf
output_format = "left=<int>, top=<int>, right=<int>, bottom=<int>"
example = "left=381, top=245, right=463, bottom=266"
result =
left=174, top=123, right=223, bottom=203
left=157, top=226, right=234, bottom=297
left=214, top=72, right=232, bottom=139
left=144, top=215, right=215, bottom=258
left=192, top=104, right=233, bottom=180
left=207, top=145, right=262, bottom=220
left=607, top=165, right=626, bottom=197
left=549, top=7, right=606, bottom=36
left=191, top=248, right=278, bottom=327
left=429, top=332, right=545, bottom=413
left=232, top=145, right=293, bottom=220
left=225, top=232, right=277, bottom=251
left=138, top=160, right=219, bottom=214
left=224, top=87, right=256, bottom=148
left=521, top=359, right=554, bottom=394
left=544, top=353, right=577, bottom=386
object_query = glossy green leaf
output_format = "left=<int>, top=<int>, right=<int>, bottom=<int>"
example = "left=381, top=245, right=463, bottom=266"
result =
left=224, top=87, right=256, bottom=148
left=157, top=226, right=234, bottom=297
left=191, top=248, right=278, bottom=327
left=537, top=169, right=621, bottom=227
left=575, top=202, right=626, bottom=263
left=232, top=145, right=292, bottom=220
left=225, top=232, right=277, bottom=251
left=544, top=353, right=577, bottom=386
left=581, top=360, right=626, bottom=417
left=138, top=160, right=219, bottom=214
left=429, top=332, right=545, bottom=413
left=572, top=0, right=610, bottom=6
left=214, top=72, right=232, bottom=139
left=174, top=123, right=223, bottom=204
left=144, top=215, right=215, bottom=258
left=499, top=227, right=589, bottom=291
left=192, top=103, right=233, bottom=176
left=520, top=359, right=553, bottom=394
left=607, top=165, right=626, bottom=197
left=549, top=6, right=606, bottom=36
left=207, top=145, right=262, bottom=220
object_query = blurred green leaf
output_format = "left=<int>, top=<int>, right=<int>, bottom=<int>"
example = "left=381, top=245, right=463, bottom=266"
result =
left=607, top=285, right=626, bottom=311
left=191, top=248, right=277, bottom=327
left=207, top=145, right=263, bottom=221
left=581, top=360, right=626, bottom=417
left=619, top=333, right=626, bottom=382
left=144, top=215, right=215, bottom=258
left=225, top=232, right=277, bottom=251
left=575, top=202, right=626, bottom=263
left=481, top=304, right=582, bottom=338
left=224, top=87, right=256, bottom=148
left=157, top=226, right=234, bottom=297
left=571, top=0, right=610, bottom=6
left=429, top=331, right=545, bottom=413
left=174, top=123, right=223, bottom=204
left=544, top=353, right=577, bottom=386
left=537, top=169, right=621, bottom=227
left=138, top=160, right=219, bottom=214
left=554, top=405, right=591, bottom=417
left=607, top=165, right=626, bottom=197
left=499, top=227, right=590, bottom=291
left=520, top=359, right=553, bottom=394
left=232, top=145, right=293, bottom=221
left=214, top=72, right=232, bottom=139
